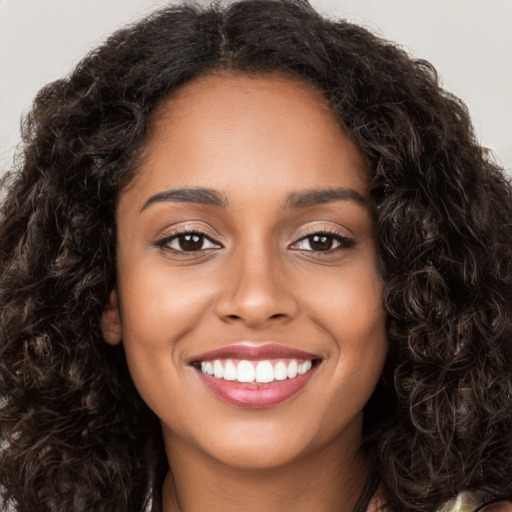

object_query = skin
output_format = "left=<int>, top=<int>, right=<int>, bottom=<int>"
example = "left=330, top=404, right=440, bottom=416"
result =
left=479, top=504, right=512, bottom=512
left=103, top=73, right=388, bottom=511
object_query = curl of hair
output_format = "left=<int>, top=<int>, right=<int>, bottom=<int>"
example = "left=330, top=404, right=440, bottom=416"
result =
left=1, top=1, right=511, bottom=511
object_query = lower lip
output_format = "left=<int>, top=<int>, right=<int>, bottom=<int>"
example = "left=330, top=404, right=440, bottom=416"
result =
left=194, top=365, right=318, bottom=408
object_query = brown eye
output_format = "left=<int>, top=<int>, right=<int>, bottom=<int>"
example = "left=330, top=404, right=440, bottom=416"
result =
left=308, top=234, right=334, bottom=251
left=177, top=233, right=205, bottom=251
left=156, top=231, right=222, bottom=253
left=291, top=231, right=356, bottom=253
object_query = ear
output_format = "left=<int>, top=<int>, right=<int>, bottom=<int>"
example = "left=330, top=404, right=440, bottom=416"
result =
left=101, top=288, right=123, bottom=345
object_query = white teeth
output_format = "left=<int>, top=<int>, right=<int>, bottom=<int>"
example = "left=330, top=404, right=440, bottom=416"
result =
left=297, top=360, right=312, bottom=375
left=287, top=360, right=298, bottom=379
left=213, top=360, right=224, bottom=378
left=255, top=360, right=274, bottom=383
left=274, top=361, right=288, bottom=381
left=223, top=360, right=237, bottom=380
left=237, top=360, right=255, bottom=383
left=199, top=358, right=316, bottom=383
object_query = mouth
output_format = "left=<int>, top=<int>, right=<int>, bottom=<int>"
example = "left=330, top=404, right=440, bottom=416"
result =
left=189, top=344, right=322, bottom=408
left=192, top=357, right=320, bottom=383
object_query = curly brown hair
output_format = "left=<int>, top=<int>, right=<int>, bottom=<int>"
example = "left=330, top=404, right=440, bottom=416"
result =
left=1, top=1, right=511, bottom=511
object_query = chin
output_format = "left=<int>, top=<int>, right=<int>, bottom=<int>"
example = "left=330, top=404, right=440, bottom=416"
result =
left=203, top=436, right=310, bottom=470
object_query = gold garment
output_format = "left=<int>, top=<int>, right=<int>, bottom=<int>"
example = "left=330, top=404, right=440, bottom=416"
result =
left=438, top=492, right=480, bottom=512
left=438, top=492, right=512, bottom=512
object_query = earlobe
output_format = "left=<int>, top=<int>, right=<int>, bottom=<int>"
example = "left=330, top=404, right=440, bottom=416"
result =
left=102, top=289, right=123, bottom=345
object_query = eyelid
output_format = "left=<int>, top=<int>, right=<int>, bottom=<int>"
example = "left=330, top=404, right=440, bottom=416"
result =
left=289, top=225, right=357, bottom=253
left=154, top=224, right=356, bottom=254
left=154, top=225, right=223, bottom=252
left=293, top=225, right=351, bottom=240
left=291, top=225, right=352, bottom=243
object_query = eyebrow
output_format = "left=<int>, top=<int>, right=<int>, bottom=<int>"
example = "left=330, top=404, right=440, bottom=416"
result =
left=140, top=186, right=365, bottom=212
left=140, top=187, right=228, bottom=211
left=282, top=187, right=365, bottom=208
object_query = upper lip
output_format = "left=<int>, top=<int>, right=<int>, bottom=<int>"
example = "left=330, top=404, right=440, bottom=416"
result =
left=189, top=343, right=320, bottom=363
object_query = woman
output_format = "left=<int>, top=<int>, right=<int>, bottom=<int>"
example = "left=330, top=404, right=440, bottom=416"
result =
left=0, top=1, right=511, bottom=511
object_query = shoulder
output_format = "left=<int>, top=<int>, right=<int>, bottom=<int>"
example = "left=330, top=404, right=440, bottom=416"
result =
left=475, top=501, right=512, bottom=512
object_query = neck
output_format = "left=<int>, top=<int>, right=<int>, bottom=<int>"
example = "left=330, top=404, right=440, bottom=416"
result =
left=161, top=429, right=369, bottom=512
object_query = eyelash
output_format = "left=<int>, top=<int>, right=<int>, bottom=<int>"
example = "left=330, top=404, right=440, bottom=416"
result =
left=154, top=226, right=356, bottom=256
left=291, top=227, right=356, bottom=254
left=154, top=228, right=221, bottom=253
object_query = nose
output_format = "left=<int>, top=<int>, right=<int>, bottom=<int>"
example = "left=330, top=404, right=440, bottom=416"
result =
left=215, top=247, right=299, bottom=329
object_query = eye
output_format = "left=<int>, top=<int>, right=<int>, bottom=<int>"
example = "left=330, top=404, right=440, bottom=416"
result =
left=290, top=230, right=356, bottom=253
left=155, top=229, right=222, bottom=253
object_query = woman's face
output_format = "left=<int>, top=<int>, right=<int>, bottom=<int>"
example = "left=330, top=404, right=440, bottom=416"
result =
left=104, top=73, right=388, bottom=469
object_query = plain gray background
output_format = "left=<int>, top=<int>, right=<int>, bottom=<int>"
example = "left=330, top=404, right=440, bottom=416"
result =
left=1, top=0, right=511, bottom=175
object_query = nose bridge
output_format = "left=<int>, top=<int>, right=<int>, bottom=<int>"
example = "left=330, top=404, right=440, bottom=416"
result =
left=215, top=234, right=297, bottom=326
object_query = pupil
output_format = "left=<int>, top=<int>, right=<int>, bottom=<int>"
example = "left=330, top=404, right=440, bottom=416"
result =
left=179, top=234, right=203, bottom=251
left=310, top=235, right=332, bottom=251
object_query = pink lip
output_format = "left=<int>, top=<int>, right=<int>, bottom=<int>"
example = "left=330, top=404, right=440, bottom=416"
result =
left=194, top=365, right=319, bottom=409
left=189, top=343, right=319, bottom=363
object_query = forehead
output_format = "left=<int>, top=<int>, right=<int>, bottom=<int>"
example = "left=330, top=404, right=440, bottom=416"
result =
left=125, top=73, right=368, bottom=204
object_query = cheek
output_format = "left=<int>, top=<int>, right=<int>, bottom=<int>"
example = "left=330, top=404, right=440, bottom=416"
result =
left=300, top=256, right=387, bottom=424
left=302, top=251, right=385, bottom=348
left=117, top=261, right=216, bottom=402
left=120, top=260, right=214, bottom=345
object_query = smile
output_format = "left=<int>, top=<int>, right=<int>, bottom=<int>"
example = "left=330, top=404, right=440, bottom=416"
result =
left=189, top=343, right=321, bottom=408
left=199, top=358, right=314, bottom=383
